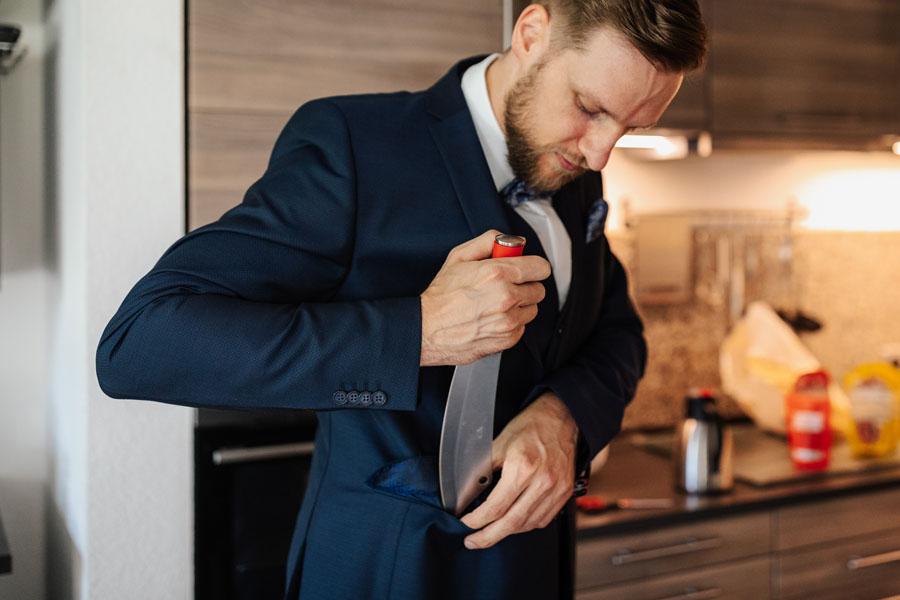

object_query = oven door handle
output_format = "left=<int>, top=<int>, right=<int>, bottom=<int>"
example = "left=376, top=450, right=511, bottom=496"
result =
left=212, top=441, right=315, bottom=465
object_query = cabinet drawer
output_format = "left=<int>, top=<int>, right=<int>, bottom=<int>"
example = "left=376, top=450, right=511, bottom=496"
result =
left=775, top=487, right=900, bottom=551
left=776, top=528, right=900, bottom=600
left=577, top=512, right=771, bottom=589
left=577, top=557, right=771, bottom=600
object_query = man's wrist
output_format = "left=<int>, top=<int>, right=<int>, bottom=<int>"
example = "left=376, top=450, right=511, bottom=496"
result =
left=533, top=391, right=580, bottom=446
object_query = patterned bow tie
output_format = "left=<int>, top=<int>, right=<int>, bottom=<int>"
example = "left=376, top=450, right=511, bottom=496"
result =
left=501, top=178, right=609, bottom=243
left=499, top=178, right=550, bottom=208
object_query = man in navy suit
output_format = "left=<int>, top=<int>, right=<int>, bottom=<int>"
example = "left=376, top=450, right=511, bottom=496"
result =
left=97, top=1, right=706, bottom=598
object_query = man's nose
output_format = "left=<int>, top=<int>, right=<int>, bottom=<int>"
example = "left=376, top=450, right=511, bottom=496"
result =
left=577, top=124, right=623, bottom=171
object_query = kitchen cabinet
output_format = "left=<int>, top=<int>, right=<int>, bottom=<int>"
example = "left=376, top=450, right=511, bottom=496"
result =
left=774, top=487, right=900, bottom=600
left=776, top=529, right=900, bottom=600
left=578, top=558, right=771, bottom=600
left=654, top=0, right=900, bottom=148
left=710, top=0, right=900, bottom=143
left=576, top=446, right=900, bottom=599
left=577, top=512, right=773, bottom=599
left=577, top=512, right=770, bottom=590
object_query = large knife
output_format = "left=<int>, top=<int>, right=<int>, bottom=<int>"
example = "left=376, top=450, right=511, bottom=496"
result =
left=439, top=234, right=526, bottom=516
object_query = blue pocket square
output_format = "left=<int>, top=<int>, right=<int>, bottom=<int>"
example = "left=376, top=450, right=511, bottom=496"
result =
left=366, top=455, right=444, bottom=508
left=585, top=197, right=609, bottom=243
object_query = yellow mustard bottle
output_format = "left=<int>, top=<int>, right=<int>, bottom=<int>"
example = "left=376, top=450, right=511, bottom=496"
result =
left=843, top=362, right=900, bottom=457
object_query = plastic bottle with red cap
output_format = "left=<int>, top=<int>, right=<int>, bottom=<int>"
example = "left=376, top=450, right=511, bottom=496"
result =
left=785, top=369, right=832, bottom=471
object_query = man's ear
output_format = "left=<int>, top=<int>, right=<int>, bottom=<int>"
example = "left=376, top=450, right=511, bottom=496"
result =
left=510, top=4, right=552, bottom=67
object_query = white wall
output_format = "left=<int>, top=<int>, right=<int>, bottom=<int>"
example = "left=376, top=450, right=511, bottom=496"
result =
left=0, top=0, right=193, bottom=598
left=50, top=0, right=193, bottom=600
left=0, top=1, right=49, bottom=598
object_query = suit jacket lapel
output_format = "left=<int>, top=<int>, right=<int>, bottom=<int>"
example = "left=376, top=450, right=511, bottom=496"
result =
left=425, top=57, right=513, bottom=239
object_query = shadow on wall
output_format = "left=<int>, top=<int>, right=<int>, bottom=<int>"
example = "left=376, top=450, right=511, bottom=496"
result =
left=45, top=494, right=81, bottom=600
left=42, top=1, right=58, bottom=275
left=42, top=3, right=75, bottom=599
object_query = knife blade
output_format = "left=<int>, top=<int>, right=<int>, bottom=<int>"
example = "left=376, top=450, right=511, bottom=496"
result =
left=439, top=234, right=526, bottom=516
left=438, top=352, right=501, bottom=516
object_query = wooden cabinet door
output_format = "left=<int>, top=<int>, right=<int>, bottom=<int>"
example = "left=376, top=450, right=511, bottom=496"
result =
left=776, top=528, right=900, bottom=600
left=775, top=487, right=900, bottom=552
left=188, top=0, right=503, bottom=230
left=710, top=0, right=900, bottom=138
left=577, top=512, right=771, bottom=589
left=577, top=557, right=771, bottom=600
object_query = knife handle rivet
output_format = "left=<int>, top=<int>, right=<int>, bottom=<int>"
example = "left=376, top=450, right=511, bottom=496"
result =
left=478, top=476, right=489, bottom=485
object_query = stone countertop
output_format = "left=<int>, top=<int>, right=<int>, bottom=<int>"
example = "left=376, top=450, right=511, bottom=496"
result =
left=576, top=425, right=900, bottom=540
left=0, top=509, right=10, bottom=575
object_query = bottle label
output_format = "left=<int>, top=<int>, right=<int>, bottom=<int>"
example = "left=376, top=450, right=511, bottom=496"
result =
left=791, top=410, right=825, bottom=433
left=849, top=382, right=893, bottom=423
left=850, top=381, right=893, bottom=444
left=791, top=447, right=825, bottom=463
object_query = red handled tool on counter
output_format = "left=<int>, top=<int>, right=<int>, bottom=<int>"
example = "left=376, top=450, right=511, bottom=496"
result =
left=575, top=495, right=675, bottom=513
left=439, top=234, right=526, bottom=516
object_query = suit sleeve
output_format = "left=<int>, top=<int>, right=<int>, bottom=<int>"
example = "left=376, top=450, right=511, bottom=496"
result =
left=96, top=99, right=422, bottom=412
left=524, top=237, right=647, bottom=462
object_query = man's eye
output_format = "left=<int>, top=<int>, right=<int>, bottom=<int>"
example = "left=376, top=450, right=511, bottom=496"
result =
left=576, top=98, right=598, bottom=117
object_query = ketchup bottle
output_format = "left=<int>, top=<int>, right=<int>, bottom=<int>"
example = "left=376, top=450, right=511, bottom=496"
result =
left=785, top=370, right=832, bottom=471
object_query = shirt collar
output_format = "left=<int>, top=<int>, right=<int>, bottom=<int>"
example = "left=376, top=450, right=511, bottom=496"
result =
left=460, top=54, right=516, bottom=193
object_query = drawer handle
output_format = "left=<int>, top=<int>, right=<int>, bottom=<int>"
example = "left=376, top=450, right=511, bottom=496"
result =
left=212, top=441, right=315, bottom=465
left=846, top=549, right=900, bottom=571
left=611, top=537, right=722, bottom=566
left=655, top=588, right=722, bottom=600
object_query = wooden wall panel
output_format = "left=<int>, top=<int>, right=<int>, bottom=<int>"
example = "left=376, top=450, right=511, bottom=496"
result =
left=188, top=0, right=503, bottom=229
left=190, top=0, right=503, bottom=112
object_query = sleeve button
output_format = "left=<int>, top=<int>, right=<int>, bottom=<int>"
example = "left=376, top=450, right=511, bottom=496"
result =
left=359, top=391, right=373, bottom=406
left=347, top=391, right=360, bottom=405
left=333, top=391, right=347, bottom=405
left=372, top=391, right=387, bottom=406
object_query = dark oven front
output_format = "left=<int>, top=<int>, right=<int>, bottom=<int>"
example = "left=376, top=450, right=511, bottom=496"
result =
left=194, top=410, right=317, bottom=600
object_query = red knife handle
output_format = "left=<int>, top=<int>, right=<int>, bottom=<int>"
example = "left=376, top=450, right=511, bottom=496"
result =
left=492, top=234, right=526, bottom=258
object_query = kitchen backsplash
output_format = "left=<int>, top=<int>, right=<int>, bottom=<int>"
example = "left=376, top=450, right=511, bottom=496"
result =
left=610, top=230, right=900, bottom=430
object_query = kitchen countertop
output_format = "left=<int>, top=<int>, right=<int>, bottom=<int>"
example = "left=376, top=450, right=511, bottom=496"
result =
left=577, top=425, right=900, bottom=540
left=0, top=509, right=10, bottom=575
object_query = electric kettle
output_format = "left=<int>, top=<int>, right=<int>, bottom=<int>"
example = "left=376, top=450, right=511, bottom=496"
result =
left=675, top=389, right=734, bottom=494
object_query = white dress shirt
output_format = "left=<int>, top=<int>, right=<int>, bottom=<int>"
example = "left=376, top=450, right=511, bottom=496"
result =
left=460, top=54, right=573, bottom=308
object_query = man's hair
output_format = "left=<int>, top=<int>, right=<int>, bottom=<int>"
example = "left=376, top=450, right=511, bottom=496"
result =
left=540, top=0, right=708, bottom=72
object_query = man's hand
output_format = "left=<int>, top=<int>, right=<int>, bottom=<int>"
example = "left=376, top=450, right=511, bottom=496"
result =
left=459, top=392, right=579, bottom=549
left=420, top=230, right=550, bottom=367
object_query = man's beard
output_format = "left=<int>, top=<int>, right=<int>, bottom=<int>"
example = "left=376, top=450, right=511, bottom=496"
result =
left=504, top=59, right=586, bottom=193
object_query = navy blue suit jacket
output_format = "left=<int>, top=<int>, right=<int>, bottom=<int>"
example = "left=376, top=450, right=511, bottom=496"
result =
left=96, top=57, right=646, bottom=599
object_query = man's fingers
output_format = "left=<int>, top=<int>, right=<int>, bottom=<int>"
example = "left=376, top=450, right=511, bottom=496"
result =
left=462, top=485, right=551, bottom=550
left=516, top=281, right=546, bottom=307
left=445, top=230, right=501, bottom=264
left=459, top=470, right=523, bottom=531
left=445, top=231, right=551, bottom=286
left=490, top=256, right=551, bottom=284
left=478, top=305, right=538, bottom=338
left=528, top=486, right=572, bottom=530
